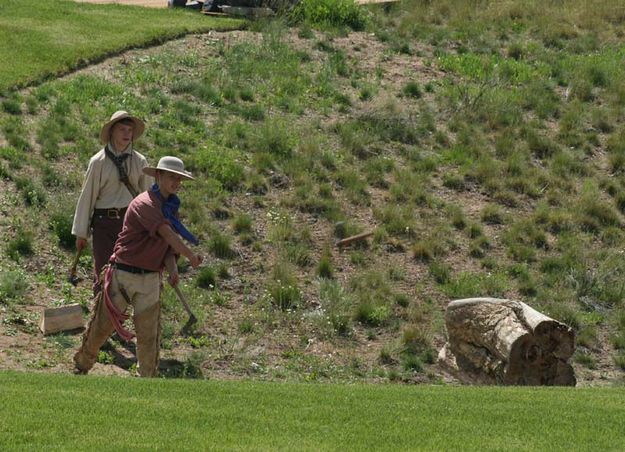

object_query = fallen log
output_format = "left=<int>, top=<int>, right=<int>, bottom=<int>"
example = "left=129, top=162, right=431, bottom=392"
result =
left=438, top=297, right=576, bottom=386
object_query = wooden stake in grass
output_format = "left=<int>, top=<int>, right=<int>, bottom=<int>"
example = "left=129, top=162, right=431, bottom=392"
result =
left=336, top=231, right=374, bottom=249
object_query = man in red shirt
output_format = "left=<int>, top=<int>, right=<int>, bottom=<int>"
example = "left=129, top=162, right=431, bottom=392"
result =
left=74, top=156, right=202, bottom=377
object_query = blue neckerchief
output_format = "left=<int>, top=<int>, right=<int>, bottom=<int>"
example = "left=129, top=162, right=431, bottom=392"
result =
left=151, top=184, right=199, bottom=245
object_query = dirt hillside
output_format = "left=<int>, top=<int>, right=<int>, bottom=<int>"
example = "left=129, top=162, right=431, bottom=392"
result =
left=1, top=18, right=622, bottom=386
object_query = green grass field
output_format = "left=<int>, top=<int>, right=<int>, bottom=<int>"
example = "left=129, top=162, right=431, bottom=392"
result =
left=2, top=2, right=625, bottom=449
left=1, top=371, right=624, bottom=450
left=0, top=0, right=243, bottom=93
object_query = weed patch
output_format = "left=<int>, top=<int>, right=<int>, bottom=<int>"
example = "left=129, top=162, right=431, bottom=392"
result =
left=0, top=268, right=29, bottom=305
left=290, top=0, right=369, bottom=31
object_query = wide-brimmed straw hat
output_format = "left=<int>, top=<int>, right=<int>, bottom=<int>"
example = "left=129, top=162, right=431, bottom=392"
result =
left=99, top=110, right=145, bottom=145
left=143, top=156, right=194, bottom=180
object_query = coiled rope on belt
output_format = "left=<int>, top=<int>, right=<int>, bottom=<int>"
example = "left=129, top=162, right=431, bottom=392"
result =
left=102, top=254, right=135, bottom=342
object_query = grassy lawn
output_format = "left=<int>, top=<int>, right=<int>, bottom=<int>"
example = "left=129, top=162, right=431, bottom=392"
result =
left=1, top=371, right=624, bottom=450
left=0, top=0, right=244, bottom=92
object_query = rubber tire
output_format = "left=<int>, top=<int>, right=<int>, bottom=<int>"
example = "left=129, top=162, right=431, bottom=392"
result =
left=168, top=0, right=188, bottom=8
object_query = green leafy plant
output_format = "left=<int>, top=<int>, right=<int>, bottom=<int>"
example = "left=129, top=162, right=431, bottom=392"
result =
left=355, top=301, right=390, bottom=327
left=97, top=351, right=114, bottom=365
left=14, top=176, right=46, bottom=206
left=50, top=211, right=74, bottom=250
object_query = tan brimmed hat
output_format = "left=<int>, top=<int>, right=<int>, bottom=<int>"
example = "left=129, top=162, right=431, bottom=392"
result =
left=143, top=156, right=194, bottom=180
left=99, top=110, right=145, bottom=144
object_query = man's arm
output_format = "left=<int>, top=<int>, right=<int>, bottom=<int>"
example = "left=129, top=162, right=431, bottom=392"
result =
left=72, top=158, right=100, bottom=243
left=157, top=223, right=202, bottom=268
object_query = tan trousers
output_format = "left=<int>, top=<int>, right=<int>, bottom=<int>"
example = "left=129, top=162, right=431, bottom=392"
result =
left=74, top=269, right=162, bottom=377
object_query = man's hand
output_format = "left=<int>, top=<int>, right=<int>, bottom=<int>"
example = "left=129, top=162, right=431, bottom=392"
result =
left=168, top=270, right=179, bottom=287
left=189, top=254, right=203, bottom=269
left=76, top=237, right=87, bottom=251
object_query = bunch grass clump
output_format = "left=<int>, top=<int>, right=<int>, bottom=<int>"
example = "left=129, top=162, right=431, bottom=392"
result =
left=318, top=279, right=353, bottom=336
left=290, top=0, right=369, bottom=31
left=267, top=261, right=301, bottom=311
left=317, top=248, right=334, bottom=279
left=0, top=269, right=29, bottom=305
left=196, top=267, right=217, bottom=290
left=6, top=234, right=34, bottom=261
left=208, top=231, right=236, bottom=259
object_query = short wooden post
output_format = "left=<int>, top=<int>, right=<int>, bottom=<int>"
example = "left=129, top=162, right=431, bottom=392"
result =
left=39, top=304, right=84, bottom=335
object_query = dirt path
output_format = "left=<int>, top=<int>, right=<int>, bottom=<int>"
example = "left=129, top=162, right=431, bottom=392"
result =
left=75, top=0, right=168, bottom=8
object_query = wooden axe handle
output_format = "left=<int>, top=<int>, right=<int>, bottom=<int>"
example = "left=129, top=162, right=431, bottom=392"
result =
left=69, top=243, right=85, bottom=278
left=173, top=285, right=196, bottom=319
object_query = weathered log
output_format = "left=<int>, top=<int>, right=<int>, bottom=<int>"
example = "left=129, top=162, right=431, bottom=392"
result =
left=439, top=298, right=576, bottom=386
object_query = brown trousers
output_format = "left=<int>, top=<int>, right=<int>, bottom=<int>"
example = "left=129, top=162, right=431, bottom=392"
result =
left=91, top=214, right=124, bottom=295
left=74, top=269, right=162, bottom=377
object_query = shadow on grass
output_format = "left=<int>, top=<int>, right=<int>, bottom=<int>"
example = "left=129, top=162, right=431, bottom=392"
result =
left=99, top=340, right=203, bottom=379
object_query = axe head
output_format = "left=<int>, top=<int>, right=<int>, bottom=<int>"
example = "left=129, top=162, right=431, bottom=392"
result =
left=68, top=273, right=82, bottom=287
left=181, top=314, right=198, bottom=336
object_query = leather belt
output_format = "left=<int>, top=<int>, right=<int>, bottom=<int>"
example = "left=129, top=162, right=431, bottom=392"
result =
left=93, top=207, right=127, bottom=220
left=112, top=262, right=156, bottom=274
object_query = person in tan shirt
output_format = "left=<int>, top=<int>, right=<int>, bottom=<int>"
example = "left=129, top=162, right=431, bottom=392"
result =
left=72, top=111, right=152, bottom=294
